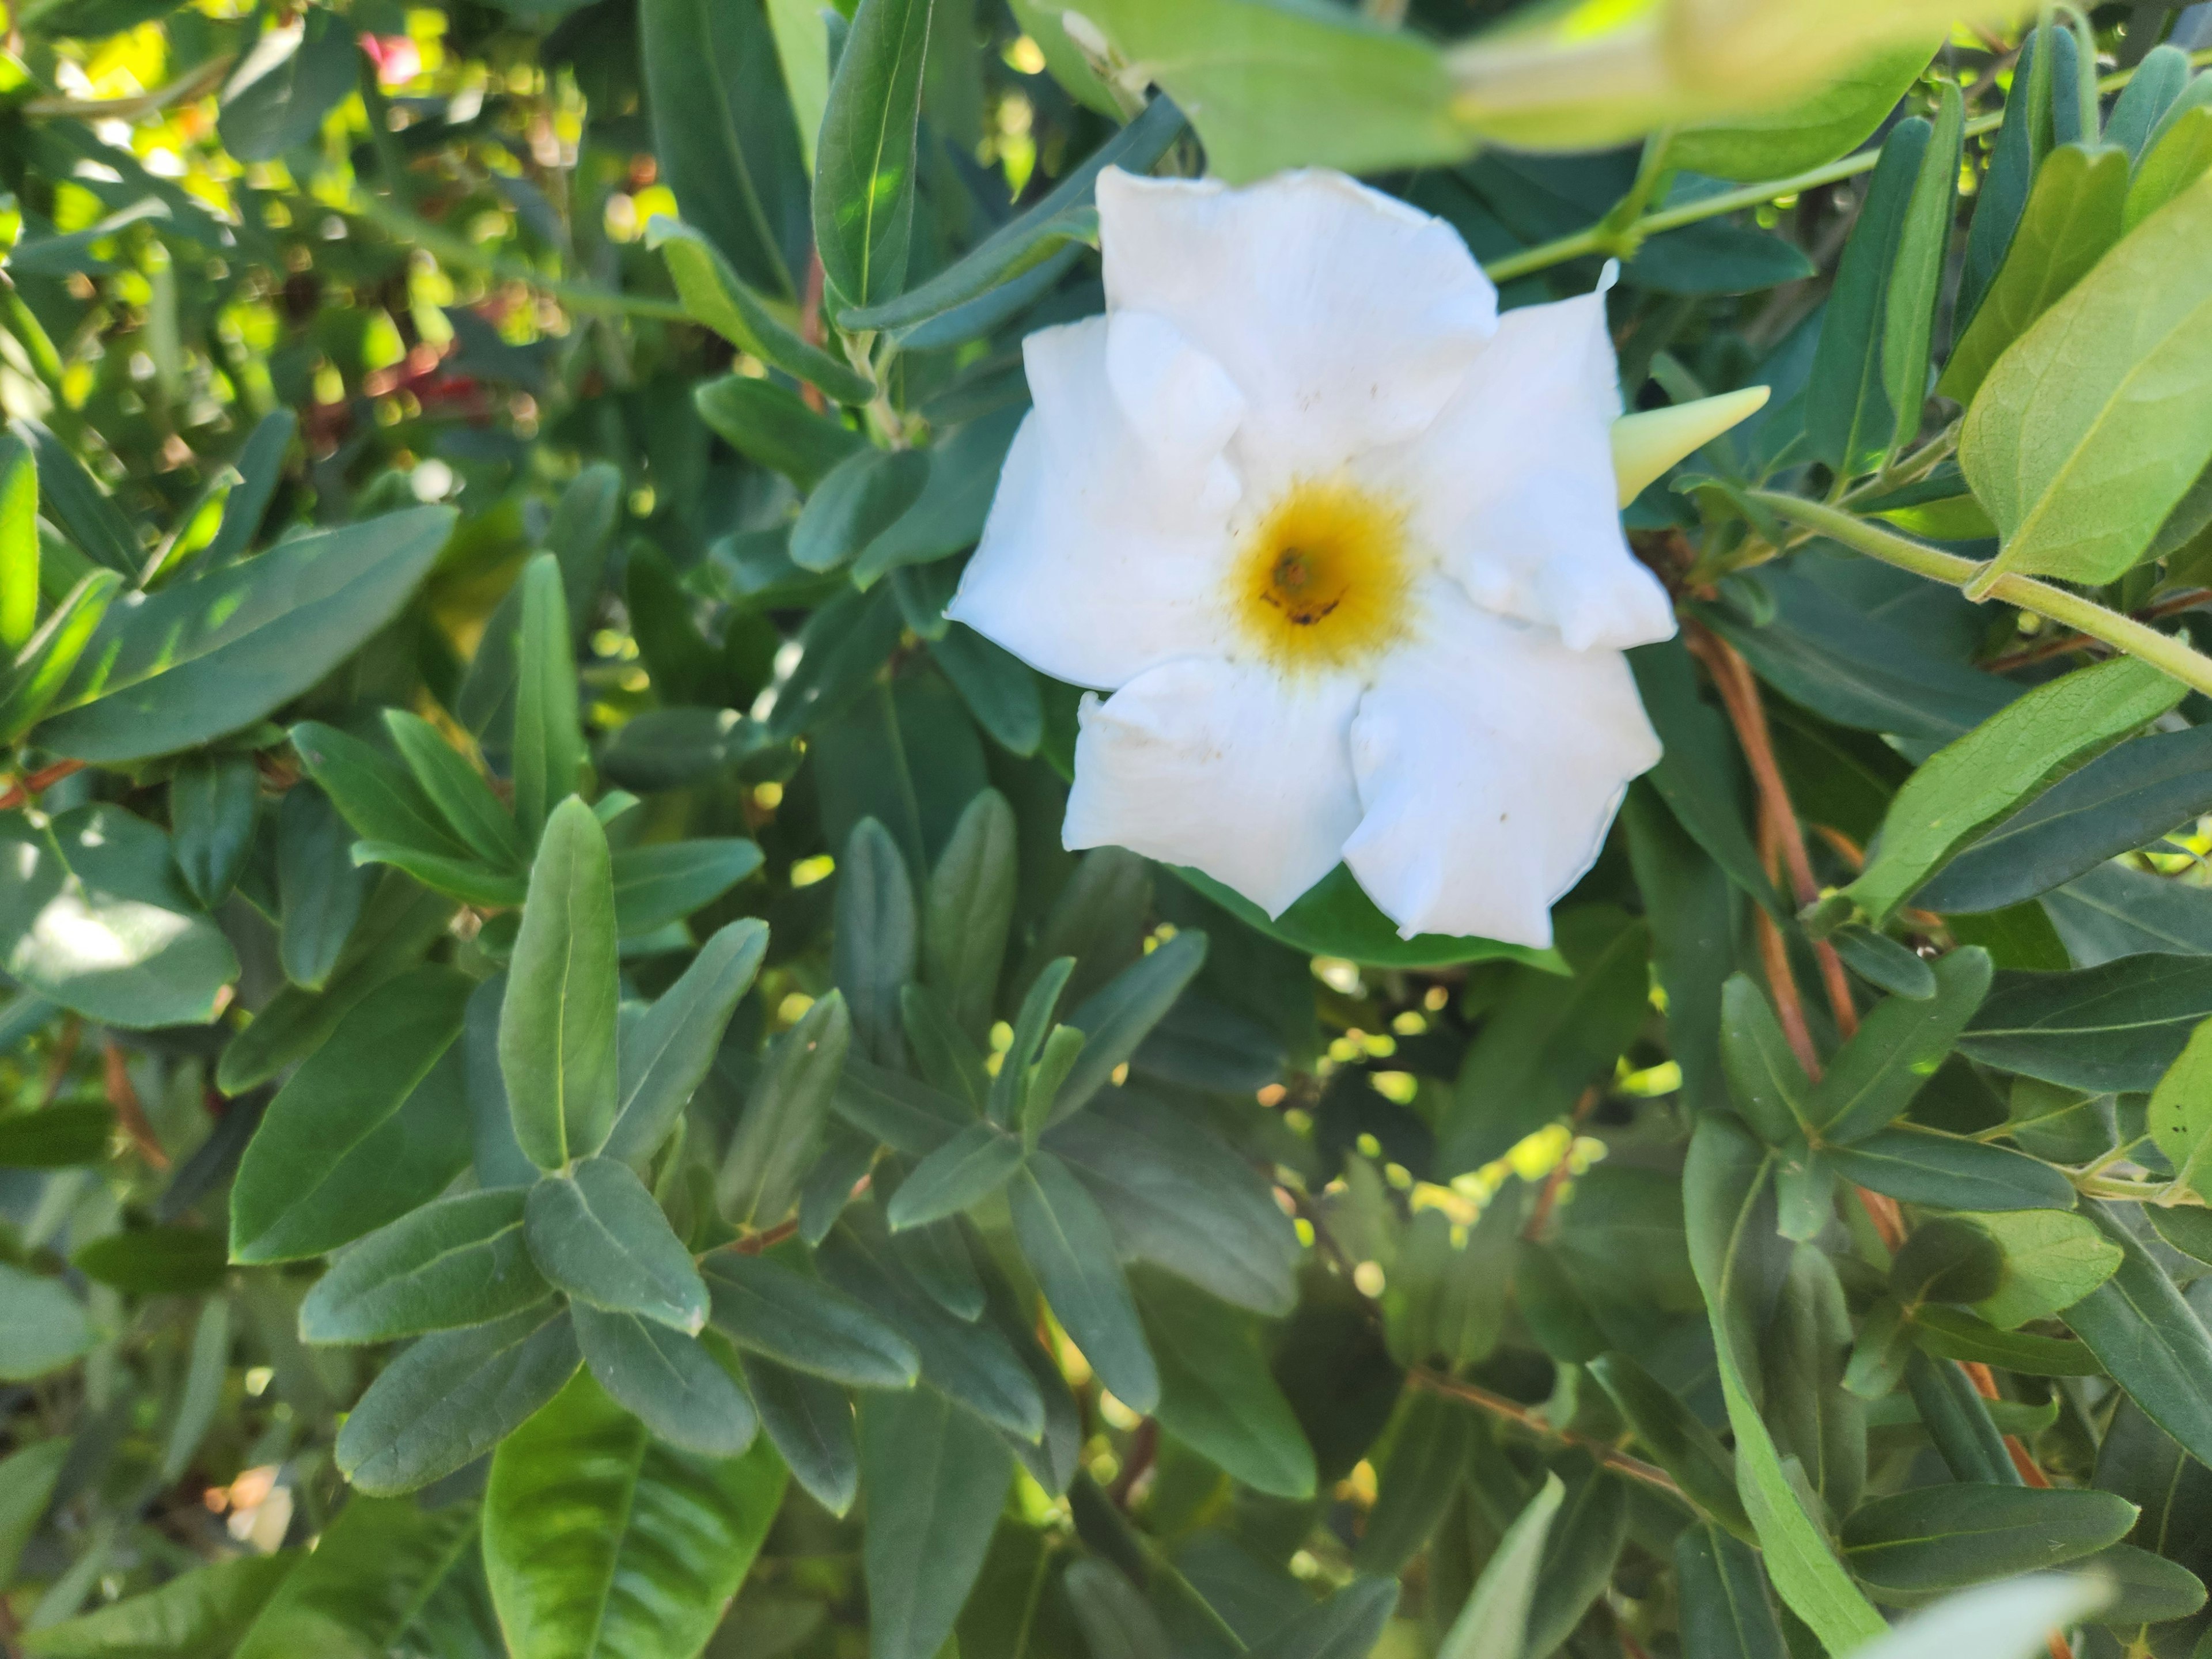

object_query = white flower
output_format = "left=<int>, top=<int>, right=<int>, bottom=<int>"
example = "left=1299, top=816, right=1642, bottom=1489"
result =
left=946, top=167, right=1683, bottom=950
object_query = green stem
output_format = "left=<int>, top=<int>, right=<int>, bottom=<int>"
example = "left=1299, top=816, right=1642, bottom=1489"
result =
left=1482, top=49, right=2206, bottom=284
left=1748, top=493, right=2212, bottom=702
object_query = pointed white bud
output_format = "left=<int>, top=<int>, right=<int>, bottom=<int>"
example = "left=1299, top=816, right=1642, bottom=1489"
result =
left=1611, top=386, right=1771, bottom=507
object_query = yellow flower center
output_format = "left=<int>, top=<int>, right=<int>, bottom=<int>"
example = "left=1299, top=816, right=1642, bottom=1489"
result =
left=1232, top=476, right=1414, bottom=673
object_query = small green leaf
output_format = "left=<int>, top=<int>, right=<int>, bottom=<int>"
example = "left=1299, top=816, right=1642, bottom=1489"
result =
left=0, top=433, right=37, bottom=650
left=290, top=720, right=468, bottom=861
left=300, top=1188, right=547, bottom=1345
left=857, top=1386, right=1013, bottom=1659
left=1010, top=1151, right=1157, bottom=1414
left=0, top=1262, right=91, bottom=1380
left=887, top=1120, right=1025, bottom=1230
left=1881, top=79, right=1962, bottom=454
left=1841, top=1483, right=2135, bottom=1604
left=702, top=1247, right=919, bottom=1388
left=1588, top=1351, right=1751, bottom=1540
left=0, top=1103, right=111, bottom=1168
left=647, top=217, right=874, bottom=403
left=604, top=919, right=768, bottom=1166
left=791, top=447, right=929, bottom=574
left=2125, top=82, right=2212, bottom=230
left=742, top=1353, right=858, bottom=1516
left=383, top=710, right=527, bottom=871
left=1435, top=1471, right=1564, bottom=1659
left=169, top=750, right=260, bottom=909
left=525, top=1157, right=709, bottom=1333
left=570, top=1305, right=757, bottom=1457
left=2147, top=1014, right=2212, bottom=1199
left=0, top=569, right=121, bottom=745
left=1827, top=1124, right=2075, bottom=1212
left=717, top=991, right=851, bottom=1229
left=833, top=817, right=917, bottom=1067
left=815, top=0, right=934, bottom=315
left=923, top=787, right=1017, bottom=1045
left=1963, top=952, right=2212, bottom=1092
left=72, top=1227, right=227, bottom=1295
left=1673, top=1524, right=1788, bottom=1659
left=1050, top=930, right=1207, bottom=1126
left=217, top=9, right=358, bottom=162
left=2062, top=1203, right=2212, bottom=1467
left=1136, top=1269, right=1313, bottom=1499
left=694, top=376, right=864, bottom=488
left=609, top=838, right=763, bottom=935
left=501, top=797, right=621, bottom=1170
left=1961, top=1208, right=2123, bottom=1330
left=1808, top=116, right=1929, bottom=479
left=511, top=554, right=588, bottom=845
left=1810, top=949, right=1993, bottom=1143
left=1718, top=972, right=1814, bottom=1145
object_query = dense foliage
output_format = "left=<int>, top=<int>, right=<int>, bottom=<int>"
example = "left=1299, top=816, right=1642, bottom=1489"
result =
left=9, top=2, right=2212, bottom=1657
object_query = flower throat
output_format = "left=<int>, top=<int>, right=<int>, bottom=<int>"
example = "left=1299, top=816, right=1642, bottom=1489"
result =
left=1232, top=476, right=1413, bottom=673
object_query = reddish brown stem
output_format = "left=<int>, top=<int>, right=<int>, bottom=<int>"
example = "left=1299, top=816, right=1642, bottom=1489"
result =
left=0, top=757, right=86, bottom=812
left=1524, top=1085, right=1603, bottom=1241
left=1984, top=588, right=2212, bottom=672
left=1411, top=1369, right=1684, bottom=1502
left=103, top=1040, right=169, bottom=1171
left=39, top=1015, right=81, bottom=1107
left=1108, top=1418, right=1157, bottom=1509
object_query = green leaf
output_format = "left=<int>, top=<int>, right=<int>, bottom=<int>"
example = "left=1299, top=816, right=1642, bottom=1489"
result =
left=229, top=967, right=472, bottom=1263
left=0, top=433, right=36, bottom=650
left=1810, top=950, right=1993, bottom=1143
left=501, top=797, right=620, bottom=1170
left=609, top=838, right=763, bottom=935
left=1044, top=1092, right=1300, bottom=1316
left=232, top=1494, right=478, bottom=1659
left=835, top=1052, right=968, bottom=1157
left=510, top=554, right=587, bottom=846
left=0, top=569, right=122, bottom=745
left=991, top=957, right=1073, bottom=1127
left=1827, top=1124, right=2074, bottom=1212
left=843, top=96, right=1184, bottom=332
left=1718, top=972, right=1814, bottom=1145
left=1628, top=642, right=1785, bottom=922
left=1683, top=1116, right=1889, bottom=1650
left=1074, top=0, right=1457, bottom=183
left=218, top=9, right=357, bottom=161
left=1963, top=168, right=2212, bottom=585
left=930, top=625, right=1042, bottom=758
left=923, top=787, right=1017, bottom=1045
left=300, top=1189, right=547, bottom=1344
left=1881, top=79, right=1962, bottom=454
left=702, top=1247, right=919, bottom=1388
left=349, top=840, right=524, bottom=909
left=1961, top=952, right=2212, bottom=1093
left=383, top=711, right=526, bottom=872
left=647, top=217, right=873, bottom=403
left=1171, top=862, right=1560, bottom=972
left=0, top=1261, right=90, bottom=1380
left=1841, top=1483, right=2135, bottom=1604
left=1010, top=1151, right=1157, bottom=1413
left=278, top=785, right=368, bottom=991
left=717, top=991, right=851, bottom=1229
left=2145, top=1202, right=2212, bottom=1265
left=12, top=416, right=135, bottom=574
left=1243, top=1576, right=1399, bottom=1659
left=858, top=1386, right=1013, bottom=1659
left=1669, top=34, right=1936, bottom=181
left=73, top=1226, right=226, bottom=1294
left=742, top=1353, right=858, bottom=1516
left=1808, top=116, right=1929, bottom=478
left=24, top=1556, right=290, bottom=1659
left=1908, top=1305, right=2102, bottom=1377
left=0, top=1440, right=66, bottom=1586
left=834, top=816, right=918, bottom=1067
left=2061, top=1203, right=2212, bottom=1468
left=638, top=0, right=805, bottom=297
left=792, top=448, right=930, bottom=574
left=604, top=919, right=767, bottom=1166
left=2148, top=1013, right=2212, bottom=1199
left=694, top=376, right=864, bottom=489
left=0, top=806, right=237, bottom=1028
left=168, top=750, right=259, bottom=908
left=525, top=1157, right=708, bottom=1332
left=2125, top=79, right=2212, bottom=230
left=36, top=507, right=455, bottom=763
left=485, top=1368, right=785, bottom=1659
left=1355, top=1393, right=1477, bottom=1573
left=849, top=408, right=1025, bottom=587
left=1063, top=1560, right=1172, bottom=1659
left=1903, top=1349, right=2016, bottom=1486
left=337, top=1302, right=581, bottom=1495
left=818, top=1208, right=1046, bottom=1439
left=1525, top=1455, right=1629, bottom=1658
left=1051, top=930, right=1207, bottom=1126
left=815, top=0, right=934, bottom=314
left=1673, top=1523, right=1787, bottom=1659
left=571, top=1304, right=757, bottom=1456
left=1135, top=1269, right=1314, bottom=1499
left=888, top=1120, right=1025, bottom=1230
left=1588, top=1351, right=1752, bottom=1540
left=2078, top=1541, right=2208, bottom=1627
left=1962, top=1208, right=2123, bottom=1330
left=1435, top=1471, right=1563, bottom=1659
left=1838, top=656, right=2183, bottom=929
left=1939, top=143, right=2128, bottom=408
left=290, top=720, right=468, bottom=861
left=199, top=408, right=296, bottom=569
left=0, top=1103, right=111, bottom=1168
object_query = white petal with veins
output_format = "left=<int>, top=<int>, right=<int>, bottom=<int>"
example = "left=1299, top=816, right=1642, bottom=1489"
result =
left=1341, top=581, right=1661, bottom=948
left=1064, top=658, right=1365, bottom=918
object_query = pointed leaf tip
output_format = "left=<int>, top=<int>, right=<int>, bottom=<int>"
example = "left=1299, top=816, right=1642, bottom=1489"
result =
left=1611, top=387, right=1772, bottom=506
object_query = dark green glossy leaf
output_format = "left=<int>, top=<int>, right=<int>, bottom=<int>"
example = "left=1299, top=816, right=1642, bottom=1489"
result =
left=1810, top=949, right=1991, bottom=1143
left=792, top=447, right=929, bottom=574
left=300, top=1189, right=547, bottom=1344
left=510, top=555, right=586, bottom=845
left=1354, top=1392, right=1476, bottom=1573
left=170, top=749, right=260, bottom=908
left=923, top=787, right=1017, bottom=1045
left=1827, top=1124, right=2073, bottom=1212
left=525, top=1156, right=707, bottom=1332
left=501, top=797, right=620, bottom=1169
left=647, top=217, right=873, bottom=402
left=815, top=0, right=934, bottom=314
left=702, top=1247, right=919, bottom=1388
left=1009, top=1152, right=1157, bottom=1413
left=1136, top=1269, right=1313, bottom=1499
left=694, top=376, right=863, bottom=490
left=1808, top=115, right=1927, bottom=478
left=742, top=1351, right=859, bottom=1516
left=858, top=1385, right=1013, bottom=1659
left=1961, top=953, right=2212, bottom=1092
left=384, top=710, right=527, bottom=872
left=1673, top=1523, right=1787, bottom=1659
left=1841, top=1483, right=2135, bottom=1604
left=571, top=1304, right=757, bottom=1457
left=1910, top=1305, right=2102, bottom=1377
left=0, top=569, right=122, bottom=744
left=888, top=1120, right=1025, bottom=1230
left=834, top=816, right=916, bottom=1067
left=2062, top=1205, right=2212, bottom=1468
left=604, top=919, right=767, bottom=1166
left=1588, top=1351, right=1750, bottom=1540
left=609, top=838, right=762, bottom=935
left=718, top=991, right=850, bottom=1228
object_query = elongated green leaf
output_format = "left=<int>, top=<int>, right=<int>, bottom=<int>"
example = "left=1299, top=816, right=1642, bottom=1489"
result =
left=605, top=919, right=767, bottom=1166
left=609, top=838, right=762, bottom=935
left=1670, top=35, right=1934, bottom=182
left=2062, top=1203, right=2212, bottom=1468
left=290, top=720, right=469, bottom=859
left=1010, top=1151, right=1157, bottom=1413
left=695, top=376, right=864, bottom=489
left=888, top=1120, right=1025, bottom=1230
left=835, top=1052, right=968, bottom=1157
left=0, top=434, right=36, bottom=650
left=383, top=710, right=526, bottom=872
left=230, top=967, right=472, bottom=1262
left=815, top=0, right=935, bottom=314
left=1683, top=1116, right=1889, bottom=1650
left=170, top=750, right=259, bottom=908
left=1674, top=1524, right=1787, bottom=1659
left=0, top=1103, right=111, bottom=1168
left=844, top=96, right=1184, bottom=331
left=525, top=1156, right=707, bottom=1332
left=278, top=785, right=367, bottom=990
left=1064, top=1560, right=1172, bottom=1659
left=0, top=568, right=122, bottom=744
left=36, top=508, right=454, bottom=762
left=858, top=1385, right=1013, bottom=1659
left=232, top=1494, right=478, bottom=1659
left=485, top=1369, right=785, bottom=1659
left=0, top=1440, right=67, bottom=1585
left=1435, top=1471, right=1563, bottom=1659
left=2126, top=81, right=2212, bottom=230
left=501, top=796, right=620, bottom=1169
left=923, top=787, right=1016, bottom=1044
left=1808, top=116, right=1928, bottom=478
left=1910, top=1306, right=2101, bottom=1376
left=1961, top=952, right=2212, bottom=1092
left=930, top=626, right=1042, bottom=757
left=1811, top=949, right=1991, bottom=1143
left=1838, top=656, right=2183, bottom=929
left=2147, top=1014, right=2212, bottom=1199
left=218, top=8, right=357, bottom=161
left=73, top=1226, right=226, bottom=1294
left=1589, top=1351, right=1751, bottom=1540
left=1355, top=1393, right=1476, bottom=1573
left=13, top=416, right=135, bottom=573
left=1939, top=142, right=2128, bottom=407
left=1827, top=1124, right=2074, bottom=1212
left=1136, top=1269, right=1313, bottom=1499
left=1881, top=79, right=1961, bottom=453
left=336, top=1303, right=581, bottom=1495
left=300, top=1189, right=547, bottom=1344
left=743, top=1352, right=859, bottom=1516
left=703, top=1248, right=919, bottom=1388
left=1842, top=1483, right=2135, bottom=1604
left=24, top=1555, right=290, bottom=1659
left=198, top=408, right=296, bottom=569
left=0, top=805, right=237, bottom=1029
left=1964, top=169, right=2212, bottom=585
left=1050, top=930, right=1207, bottom=1126
left=571, top=1304, right=757, bottom=1456
left=719, top=991, right=851, bottom=1228
left=1904, top=1349, right=2017, bottom=1486
left=0, top=1261, right=92, bottom=1380
left=1718, top=972, right=1814, bottom=1145
left=511, top=554, right=586, bottom=844
left=792, top=448, right=930, bottom=574
left=647, top=217, right=873, bottom=403
left=834, top=817, right=917, bottom=1067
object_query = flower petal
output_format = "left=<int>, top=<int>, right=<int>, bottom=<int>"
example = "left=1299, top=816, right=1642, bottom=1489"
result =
left=1390, top=291, right=1675, bottom=652
left=1097, top=168, right=1497, bottom=488
left=946, top=314, right=1243, bottom=689
left=1342, top=582, right=1661, bottom=948
left=1064, top=659, right=1363, bottom=918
